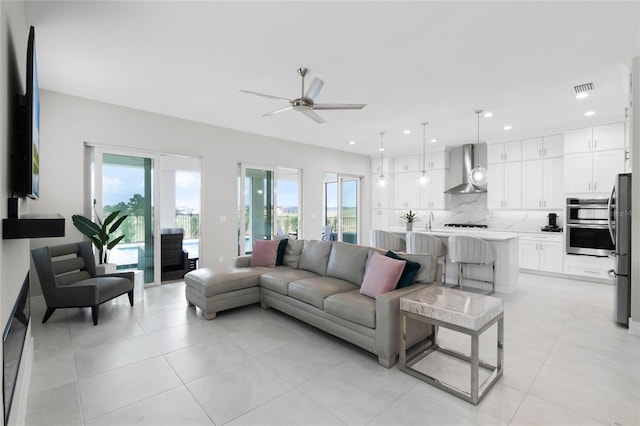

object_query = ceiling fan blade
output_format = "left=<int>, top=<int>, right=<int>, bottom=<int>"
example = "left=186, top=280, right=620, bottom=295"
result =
left=239, top=89, right=291, bottom=103
left=262, top=106, right=293, bottom=117
left=313, top=103, right=367, bottom=110
left=302, top=110, right=327, bottom=124
left=304, top=77, right=324, bottom=101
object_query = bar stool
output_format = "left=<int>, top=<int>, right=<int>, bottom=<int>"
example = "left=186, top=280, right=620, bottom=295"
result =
left=448, top=235, right=496, bottom=294
left=370, top=229, right=406, bottom=252
left=406, top=232, right=447, bottom=283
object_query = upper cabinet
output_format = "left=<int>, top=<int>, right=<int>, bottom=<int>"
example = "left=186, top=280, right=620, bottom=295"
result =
left=393, top=155, right=420, bottom=173
left=564, top=122, right=625, bottom=154
left=372, top=157, right=392, bottom=175
left=422, top=151, right=450, bottom=170
left=487, top=140, right=522, bottom=163
left=522, top=134, right=564, bottom=160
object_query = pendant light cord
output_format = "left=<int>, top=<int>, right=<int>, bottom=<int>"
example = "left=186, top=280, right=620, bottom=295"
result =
left=421, top=122, right=427, bottom=173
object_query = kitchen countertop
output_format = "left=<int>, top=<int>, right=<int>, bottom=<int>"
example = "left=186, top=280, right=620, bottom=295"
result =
left=388, top=226, right=519, bottom=241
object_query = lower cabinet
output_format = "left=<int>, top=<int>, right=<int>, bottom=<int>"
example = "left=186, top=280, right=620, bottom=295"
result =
left=564, top=254, right=614, bottom=281
left=519, top=233, right=563, bottom=273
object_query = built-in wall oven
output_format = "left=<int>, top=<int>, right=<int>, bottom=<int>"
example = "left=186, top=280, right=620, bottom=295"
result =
left=566, top=197, right=614, bottom=257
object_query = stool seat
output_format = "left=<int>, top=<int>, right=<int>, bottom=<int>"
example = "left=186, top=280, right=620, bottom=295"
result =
left=448, top=235, right=495, bottom=294
left=406, top=232, right=447, bottom=283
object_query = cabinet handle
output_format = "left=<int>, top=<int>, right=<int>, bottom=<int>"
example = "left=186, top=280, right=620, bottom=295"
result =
left=594, top=182, right=597, bottom=191
left=539, top=149, right=542, bottom=157
left=543, top=200, right=546, bottom=207
left=588, top=182, right=591, bottom=191
left=543, top=148, right=547, bottom=156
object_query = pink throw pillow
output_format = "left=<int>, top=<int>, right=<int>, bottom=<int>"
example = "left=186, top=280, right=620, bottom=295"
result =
left=250, top=240, right=280, bottom=267
left=360, top=252, right=405, bottom=298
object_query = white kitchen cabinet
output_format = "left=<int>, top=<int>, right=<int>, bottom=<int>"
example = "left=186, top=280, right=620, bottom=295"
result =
left=372, top=208, right=389, bottom=230
left=519, top=233, right=563, bottom=273
left=564, top=149, right=626, bottom=194
left=371, top=157, right=392, bottom=175
left=393, top=172, right=420, bottom=209
left=420, top=151, right=450, bottom=170
left=522, top=134, right=564, bottom=160
left=522, top=157, right=564, bottom=209
left=393, top=156, right=420, bottom=173
left=564, top=122, right=625, bottom=154
left=488, top=140, right=522, bottom=163
left=488, top=162, right=522, bottom=209
left=418, top=169, right=447, bottom=209
left=372, top=174, right=390, bottom=208
left=564, top=254, right=614, bottom=281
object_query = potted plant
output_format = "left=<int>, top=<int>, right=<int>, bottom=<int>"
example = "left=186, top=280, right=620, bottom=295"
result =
left=72, top=201, right=128, bottom=275
left=401, top=210, right=419, bottom=231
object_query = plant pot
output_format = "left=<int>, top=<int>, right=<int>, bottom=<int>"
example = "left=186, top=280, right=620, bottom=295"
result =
left=406, top=222, right=413, bottom=231
left=96, top=263, right=117, bottom=275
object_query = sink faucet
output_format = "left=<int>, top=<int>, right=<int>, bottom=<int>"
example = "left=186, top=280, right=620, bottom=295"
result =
left=427, top=212, right=434, bottom=232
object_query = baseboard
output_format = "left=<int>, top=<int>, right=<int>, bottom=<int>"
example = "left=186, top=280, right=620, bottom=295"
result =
left=629, top=318, right=640, bottom=336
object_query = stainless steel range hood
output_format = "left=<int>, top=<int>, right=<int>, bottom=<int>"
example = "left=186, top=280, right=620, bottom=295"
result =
left=444, top=144, right=487, bottom=194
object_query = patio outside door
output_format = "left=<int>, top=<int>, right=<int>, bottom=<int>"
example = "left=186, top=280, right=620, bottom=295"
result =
left=323, top=173, right=360, bottom=244
left=88, top=146, right=158, bottom=284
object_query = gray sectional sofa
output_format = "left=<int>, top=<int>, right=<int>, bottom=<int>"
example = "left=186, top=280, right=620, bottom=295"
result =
left=184, top=240, right=439, bottom=367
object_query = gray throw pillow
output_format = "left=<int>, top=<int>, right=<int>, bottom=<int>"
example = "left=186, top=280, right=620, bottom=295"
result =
left=298, top=240, right=332, bottom=276
left=283, top=239, right=305, bottom=268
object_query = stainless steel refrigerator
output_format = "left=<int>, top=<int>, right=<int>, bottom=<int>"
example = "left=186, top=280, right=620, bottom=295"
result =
left=608, top=173, right=632, bottom=326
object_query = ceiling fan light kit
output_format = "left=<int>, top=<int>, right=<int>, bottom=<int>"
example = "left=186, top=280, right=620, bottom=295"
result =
left=240, top=67, right=366, bottom=123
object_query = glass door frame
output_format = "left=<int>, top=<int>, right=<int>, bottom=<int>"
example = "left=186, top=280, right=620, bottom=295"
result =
left=238, top=163, right=303, bottom=255
left=322, top=172, right=362, bottom=244
left=85, top=143, right=162, bottom=285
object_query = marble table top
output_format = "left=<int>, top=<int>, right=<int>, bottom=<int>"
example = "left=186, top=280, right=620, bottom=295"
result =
left=400, top=286, right=504, bottom=331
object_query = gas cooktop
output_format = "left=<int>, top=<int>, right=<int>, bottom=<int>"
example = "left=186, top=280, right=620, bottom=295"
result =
left=444, top=223, right=489, bottom=229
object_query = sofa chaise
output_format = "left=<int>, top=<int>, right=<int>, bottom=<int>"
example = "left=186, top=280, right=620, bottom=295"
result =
left=184, top=239, right=439, bottom=367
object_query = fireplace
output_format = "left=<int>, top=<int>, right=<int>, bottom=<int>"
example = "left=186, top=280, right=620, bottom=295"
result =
left=3, top=273, right=30, bottom=425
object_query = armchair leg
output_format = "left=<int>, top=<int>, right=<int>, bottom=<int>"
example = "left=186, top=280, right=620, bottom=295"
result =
left=42, top=307, right=56, bottom=324
left=91, top=305, right=99, bottom=326
left=127, top=290, right=134, bottom=306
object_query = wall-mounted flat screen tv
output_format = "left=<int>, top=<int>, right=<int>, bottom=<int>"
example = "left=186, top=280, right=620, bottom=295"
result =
left=12, top=26, right=39, bottom=199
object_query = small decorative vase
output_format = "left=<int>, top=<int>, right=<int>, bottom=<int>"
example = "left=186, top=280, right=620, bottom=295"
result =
left=406, top=222, right=413, bottom=231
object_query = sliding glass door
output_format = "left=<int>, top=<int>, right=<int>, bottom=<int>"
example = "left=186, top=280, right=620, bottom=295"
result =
left=323, top=173, right=361, bottom=244
left=238, top=164, right=301, bottom=255
left=89, top=149, right=157, bottom=283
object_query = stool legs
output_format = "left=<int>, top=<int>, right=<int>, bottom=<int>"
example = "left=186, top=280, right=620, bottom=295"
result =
left=457, top=263, right=464, bottom=290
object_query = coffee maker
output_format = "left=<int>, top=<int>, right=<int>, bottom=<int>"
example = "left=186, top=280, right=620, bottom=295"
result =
left=541, top=213, right=562, bottom=232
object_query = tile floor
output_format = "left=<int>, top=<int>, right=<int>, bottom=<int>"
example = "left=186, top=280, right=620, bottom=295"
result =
left=25, top=273, right=640, bottom=426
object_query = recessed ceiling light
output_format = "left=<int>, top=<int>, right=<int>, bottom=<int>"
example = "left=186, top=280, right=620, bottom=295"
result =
left=403, top=130, right=411, bottom=135
left=584, top=111, right=595, bottom=117
left=576, top=92, right=589, bottom=99
left=379, top=147, right=385, bottom=152
left=349, top=140, right=355, bottom=145
left=503, top=125, right=512, bottom=130
left=430, top=138, right=437, bottom=143
left=483, top=112, right=493, bottom=118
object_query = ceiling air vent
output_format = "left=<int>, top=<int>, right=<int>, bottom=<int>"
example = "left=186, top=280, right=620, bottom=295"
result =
left=574, top=82, right=594, bottom=93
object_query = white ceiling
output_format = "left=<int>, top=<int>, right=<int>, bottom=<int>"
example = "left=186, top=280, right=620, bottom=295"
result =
left=25, top=1, right=640, bottom=158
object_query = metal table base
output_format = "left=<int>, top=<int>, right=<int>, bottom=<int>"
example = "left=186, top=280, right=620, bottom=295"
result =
left=399, top=310, right=504, bottom=405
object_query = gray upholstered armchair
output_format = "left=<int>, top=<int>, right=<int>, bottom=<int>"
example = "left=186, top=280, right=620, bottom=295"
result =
left=31, top=241, right=134, bottom=325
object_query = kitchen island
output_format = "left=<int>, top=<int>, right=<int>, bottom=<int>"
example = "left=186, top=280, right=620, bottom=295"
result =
left=387, top=227, right=519, bottom=294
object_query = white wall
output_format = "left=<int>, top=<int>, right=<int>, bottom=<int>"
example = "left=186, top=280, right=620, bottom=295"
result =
left=30, top=90, right=372, bottom=273
left=1, top=1, right=33, bottom=423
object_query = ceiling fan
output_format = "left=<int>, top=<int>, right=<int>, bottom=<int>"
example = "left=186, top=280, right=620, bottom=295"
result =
left=239, top=68, right=366, bottom=124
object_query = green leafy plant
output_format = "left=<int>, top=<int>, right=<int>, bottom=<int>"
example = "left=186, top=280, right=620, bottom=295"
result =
left=72, top=201, right=128, bottom=264
left=400, top=210, right=419, bottom=223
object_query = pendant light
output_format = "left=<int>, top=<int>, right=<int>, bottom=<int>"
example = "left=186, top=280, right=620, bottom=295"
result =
left=419, top=122, right=429, bottom=185
left=377, top=131, right=386, bottom=187
left=470, top=109, right=488, bottom=186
